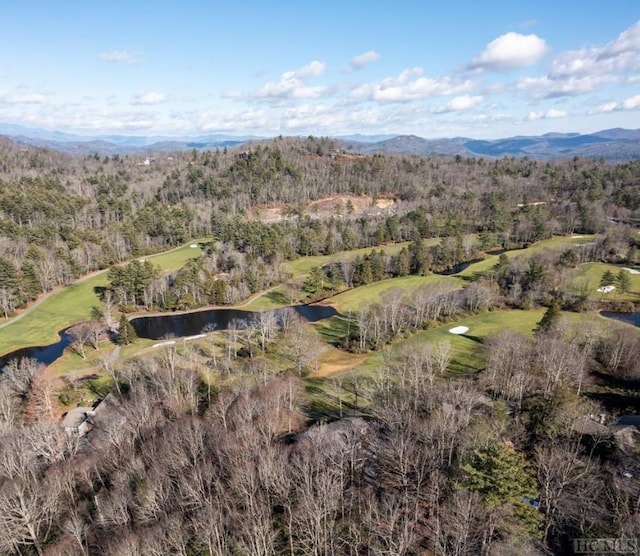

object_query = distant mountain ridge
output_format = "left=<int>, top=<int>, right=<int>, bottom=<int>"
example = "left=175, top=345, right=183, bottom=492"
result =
left=347, top=128, right=640, bottom=160
left=0, top=122, right=638, bottom=160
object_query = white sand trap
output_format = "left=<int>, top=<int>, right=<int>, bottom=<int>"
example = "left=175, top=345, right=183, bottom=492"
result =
left=571, top=235, right=585, bottom=238
left=623, top=268, right=640, bottom=274
left=449, top=326, right=469, bottom=335
left=190, top=243, right=198, bottom=248
left=597, top=285, right=616, bottom=293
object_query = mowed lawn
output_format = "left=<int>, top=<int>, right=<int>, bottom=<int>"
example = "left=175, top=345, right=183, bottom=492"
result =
left=287, top=236, right=491, bottom=277
left=286, top=241, right=415, bottom=276
left=356, top=309, right=545, bottom=377
left=566, top=262, right=640, bottom=302
left=0, top=240, right=207, bottom=356
left=457, top=234, right=596, bottom=279
left=328, top=274, right=460, bottom=313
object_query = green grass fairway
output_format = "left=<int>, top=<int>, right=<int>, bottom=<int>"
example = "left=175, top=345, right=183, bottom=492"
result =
left=328, top=274, right=459, bottom=313
left=240, top=286, right=296, bottom=311
left=286, top=241, right=418, bottom=276
left=357, top=309, right=545, bottom=376
left=0, top=240, right=207, bottom=356
left=458, top=234, right=596, bottom=280
left=567, top=262, right=640, bottom=302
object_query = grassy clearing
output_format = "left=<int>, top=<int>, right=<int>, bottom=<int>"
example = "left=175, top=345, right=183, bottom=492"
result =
left=48, top=338, right=157, bottom=376
left=287, top=241, right=416, bottom=276
left=286, top=239, right=449, bottom=277
left=457, top=234, right=596, bottom=280
left=310, top=346, right=368, bottom=378
left=0, top=240, right=207, bottom=356
left=327, top=274, right=459, bottom=313
left=356, top=309, right=545, bottom=377
left=312, top=314, right=353, bottom=344
left=566, top=262, right=640, bottom=302
left=240, top=286, right=296, bottom=311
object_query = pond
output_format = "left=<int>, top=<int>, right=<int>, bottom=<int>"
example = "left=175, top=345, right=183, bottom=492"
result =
left=600, top=311, right=640, bottom=328
left=130, top=304, right=339, bottom=340
left=0, top=304, right=339, bottom=369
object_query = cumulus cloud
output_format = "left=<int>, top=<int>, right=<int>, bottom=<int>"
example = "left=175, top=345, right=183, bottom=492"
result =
left=133, top=92, right=167, bottom=105
left=433, top=95, right=483, bottom=113
left=592, top=94, right=640, bottom=113
left=469, top=32, right=548, bottom=72
left=345, top=50, right=380, bottom=72
left=99, top=50, right=139, bottom=63
left=519, top=21, right=640, bottom=99
left=239, top=60, right=329, bottom=102
left=621, top=94, right=640, bottom=110
left=350, top=67, right=474, bottom=102
left=292, top=60, right=326, bottom=79
left=516, top=75, right=609, bottom=98
left=526, top=108, right=567, bottom=120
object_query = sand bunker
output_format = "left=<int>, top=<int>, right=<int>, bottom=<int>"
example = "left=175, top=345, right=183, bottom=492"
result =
left=597, top=285, right=616, bottom=293
left=623, top=268, right=640, bottom=274
left=449, top=326, right=469, bottom=335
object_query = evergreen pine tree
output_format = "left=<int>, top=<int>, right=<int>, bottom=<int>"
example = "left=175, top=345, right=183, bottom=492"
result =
left=118, top=313, right=137, bottom=345
left=616, top=269, right=632, bottom=294
left=600, top=270, right=615, bottom=287
left=535, top=300, right=561, bottom=335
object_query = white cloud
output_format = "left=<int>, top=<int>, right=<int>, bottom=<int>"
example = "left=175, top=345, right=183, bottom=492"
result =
left=240, top=60, right=329, bottom=102
left=345, top=50, right=380, bottom=72
left=592, top=101, right=618, bottom=113
left=519, top=21, right=640, bottom=99
left=433, top=95, right=483, bottom=113
left=621, top=94, right=640, bottom=110
left=350, top=67, right=474, bottom=102
left=516, top=75, right=609, bottom=98
left=545, top=108, right=567, bottom=118
left=600, top=20, right=640, bottom=58
left=592, top=93, right=640, bottom=113
left=526, top=109, right=567, bottom=120
left=133, top=92, right=167, bottom=105
left=469, top=32, right=548, bottom=72
left=99, top=50, right=138, bottom=63
left=292, top=60, right=326, bottom=79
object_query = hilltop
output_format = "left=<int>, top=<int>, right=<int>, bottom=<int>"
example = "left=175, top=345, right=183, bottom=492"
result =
left=1, top=122, right=639, bottom=160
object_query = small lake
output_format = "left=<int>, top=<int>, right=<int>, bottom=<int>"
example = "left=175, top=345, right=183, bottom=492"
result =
left=130, top=304, right=338, bottom=340
left=0, top=329, right=74, bottom=369
left=0, top=304, right=339, bottom=369
left=601, top=311, right=640, bottom=328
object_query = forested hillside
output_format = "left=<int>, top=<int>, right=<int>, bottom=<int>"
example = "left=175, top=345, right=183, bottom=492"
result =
left=1, top=136, right=640, bottom=555
left=1, top=135, right=639, bottom=315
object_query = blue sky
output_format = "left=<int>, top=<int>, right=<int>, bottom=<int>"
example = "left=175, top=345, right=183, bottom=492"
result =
left=1, top=1, right=639, bottom=138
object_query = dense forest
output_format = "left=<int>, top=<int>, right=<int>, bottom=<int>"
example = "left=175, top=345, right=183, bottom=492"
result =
left=1, top=136, right=640, bottom=555
left=1, top=135, right=639, bottom=315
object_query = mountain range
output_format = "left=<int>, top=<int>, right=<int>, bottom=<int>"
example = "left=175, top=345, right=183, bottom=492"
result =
left=0, top=123, right=638, bottom=160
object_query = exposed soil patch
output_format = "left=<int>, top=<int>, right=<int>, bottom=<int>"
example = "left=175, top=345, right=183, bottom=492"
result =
left=311, top=347, right=368, bottom=378
left=250, top=195, right=395, bottom=223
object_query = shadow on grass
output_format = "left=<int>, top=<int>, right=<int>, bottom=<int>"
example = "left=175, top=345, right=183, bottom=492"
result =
left=447, top=359, right=483, bottom=377
left=314, top=315, right=354, bottom=345
left=460, top=333, right=484, bottom=344
left=304, top=378, right=361, bottom=415
left=458, top=272, right=485, bottom=283
left=264, top=290, right=289, bottom=305
left=82, top=376, right=114, bottom=398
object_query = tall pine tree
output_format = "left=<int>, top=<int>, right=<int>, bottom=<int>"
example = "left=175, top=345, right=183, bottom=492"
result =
left=118, top=314, right=137, bottom=345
